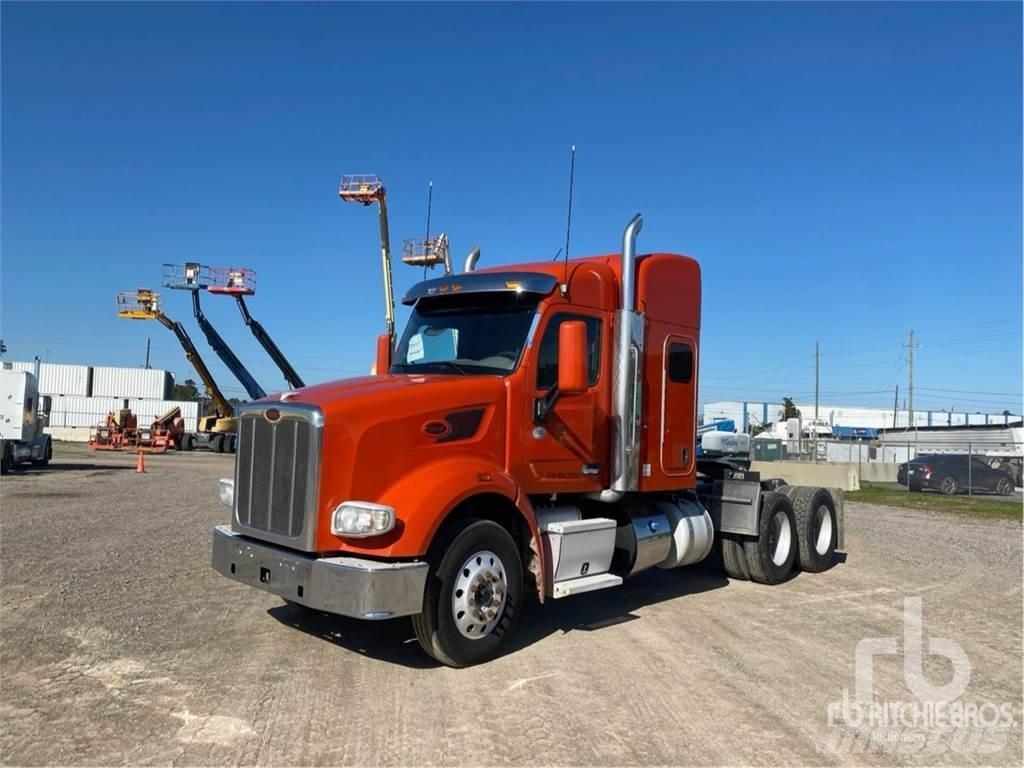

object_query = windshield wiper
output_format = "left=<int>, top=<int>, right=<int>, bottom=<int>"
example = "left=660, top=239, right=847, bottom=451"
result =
left=395, top=360, right=470, bottom=375
left=426, top=360, right=469, bottom=375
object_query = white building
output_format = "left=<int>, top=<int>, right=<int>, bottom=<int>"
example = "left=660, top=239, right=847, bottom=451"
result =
left=702, top=400, right=1018, bottom=432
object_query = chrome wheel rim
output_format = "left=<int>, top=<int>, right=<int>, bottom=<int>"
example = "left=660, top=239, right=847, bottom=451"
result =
left=769, top=510, right=792, bottom=567
left=451, top=550, right=507, bottom=639
left=998, top=479, right=1011, bottom=495
left=942, top=477, right=955, bottom=494
left=814, top=505, right=833, bottom=555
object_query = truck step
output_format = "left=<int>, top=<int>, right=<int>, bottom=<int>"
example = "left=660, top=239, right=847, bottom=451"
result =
left=551, top=572, right=623, bottom=599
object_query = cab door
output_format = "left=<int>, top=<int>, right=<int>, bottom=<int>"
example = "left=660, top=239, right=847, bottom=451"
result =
left=660, top=334, right=697, bottom=477
left=521, top=310, right=609, bottom=493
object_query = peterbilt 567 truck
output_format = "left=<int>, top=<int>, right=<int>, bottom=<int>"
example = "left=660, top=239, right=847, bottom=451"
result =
left=212, top=214, right=844, bottom=667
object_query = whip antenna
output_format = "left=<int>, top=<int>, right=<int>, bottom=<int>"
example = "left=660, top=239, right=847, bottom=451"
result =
left=563, top=145, right=575, bottom=291
left=424, top=181, right=433, bottom=279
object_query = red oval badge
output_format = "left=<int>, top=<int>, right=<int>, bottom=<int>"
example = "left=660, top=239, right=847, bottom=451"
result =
left=423, top=420, right=451, bottom=438
left=265, top=408, right=281, bottom=422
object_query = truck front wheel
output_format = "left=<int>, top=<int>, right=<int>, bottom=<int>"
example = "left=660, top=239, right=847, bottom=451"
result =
left=31, top=439, right=52, bottom=466
left=412, top=519, right=523, bottom=668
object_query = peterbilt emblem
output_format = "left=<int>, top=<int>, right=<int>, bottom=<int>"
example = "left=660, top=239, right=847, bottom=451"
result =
left=264, top=408, right=281, bottom=422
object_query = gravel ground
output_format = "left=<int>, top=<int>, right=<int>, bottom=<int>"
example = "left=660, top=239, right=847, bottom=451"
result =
left=1, top=443, right=1021, bottom=766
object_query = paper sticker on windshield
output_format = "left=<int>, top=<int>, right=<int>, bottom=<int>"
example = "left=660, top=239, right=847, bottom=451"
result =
left=407, top=334, right=425, bottom=362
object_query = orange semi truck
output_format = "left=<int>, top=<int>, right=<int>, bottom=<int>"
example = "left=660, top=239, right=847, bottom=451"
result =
left=212, top=214, right=844, bottom=667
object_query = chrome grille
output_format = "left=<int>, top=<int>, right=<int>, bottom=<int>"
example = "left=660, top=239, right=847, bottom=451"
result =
left=233, top=404, right=322, bottom=549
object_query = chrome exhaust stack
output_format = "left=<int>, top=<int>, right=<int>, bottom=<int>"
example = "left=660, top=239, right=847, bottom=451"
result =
left=463, top=246, right=481, bottom=273
left=609, top=213, right=645, bottom=495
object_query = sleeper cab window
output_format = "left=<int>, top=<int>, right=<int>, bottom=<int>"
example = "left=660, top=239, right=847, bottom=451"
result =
left=667, top=342, right=693, bottom=383
left=536, top=314, right=602, bottom=390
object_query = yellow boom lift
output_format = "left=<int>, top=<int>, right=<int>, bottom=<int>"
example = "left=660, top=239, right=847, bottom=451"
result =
left=116, top=289, right=237, bottom=452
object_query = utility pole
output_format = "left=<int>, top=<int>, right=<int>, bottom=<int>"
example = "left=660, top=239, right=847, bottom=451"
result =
left=903, top=330, right=918, bottom=428
left=813, top=341, right=820, bottom=463
left=145, top=337, right=151, bottom=369
left=814, top=341, right=820, bottom=421
left=893, top=384, right=899, bottom=428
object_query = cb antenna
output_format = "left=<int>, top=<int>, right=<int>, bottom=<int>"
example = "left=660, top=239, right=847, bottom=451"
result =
left=423, top=181, right=433, bottom=279
left=562, top=144, right=575, bottom=292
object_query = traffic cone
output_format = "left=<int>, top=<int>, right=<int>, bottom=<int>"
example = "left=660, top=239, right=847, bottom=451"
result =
left=136, top=450, right=146, bottom=474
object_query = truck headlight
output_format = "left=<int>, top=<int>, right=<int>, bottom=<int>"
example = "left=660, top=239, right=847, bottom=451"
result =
left=218, top=478, right=234, bottom=508
left=331, top=501, right=395, bottom=538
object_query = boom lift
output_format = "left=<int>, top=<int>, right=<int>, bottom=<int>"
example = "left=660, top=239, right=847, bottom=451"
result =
left=89, top=403, right=185, bottom=453
left=401, top=233, right=452, bottom=273
left=116, top=290, right=237, bottom=452
left=162, top=263, right=267, bottom=401
left=204, top=267, right=305, bottom=390
left=338, top=175, right=399, bottom=349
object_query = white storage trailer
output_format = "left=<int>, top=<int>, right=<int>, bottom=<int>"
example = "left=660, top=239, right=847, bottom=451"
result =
left=2, top=362, right=173, bottom=400
left=2, top=362, right=91, bottom=397
left=90, top=366, right=173, bottom=400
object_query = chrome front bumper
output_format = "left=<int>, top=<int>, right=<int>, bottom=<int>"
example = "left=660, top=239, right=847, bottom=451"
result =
left=211, top=526, right=428, bottom=620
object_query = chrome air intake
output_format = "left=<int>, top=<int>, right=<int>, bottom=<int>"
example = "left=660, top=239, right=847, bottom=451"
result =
left=610, top=213, right=644, bottom=493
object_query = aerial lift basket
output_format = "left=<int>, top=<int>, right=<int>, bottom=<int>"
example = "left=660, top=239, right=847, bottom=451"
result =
left=116, top=290, right=162, bottom=319
left=338, top=174, right=385, bottom=204
left=206, top=267, right=256, bottom=296
left=163, top=262, right=213, bottom=291
left=401, top=233, right=450, bottom=270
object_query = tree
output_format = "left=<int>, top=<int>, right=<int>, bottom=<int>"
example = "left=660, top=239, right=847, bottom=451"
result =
left=782, top=397, right=801, bottom=420
left=172, top=378, right=201, bottom=401
left=1003, top=409, right=1012, bottom=417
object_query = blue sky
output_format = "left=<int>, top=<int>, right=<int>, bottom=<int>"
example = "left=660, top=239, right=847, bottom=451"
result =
left=2, top=2, right=1021, bottom=415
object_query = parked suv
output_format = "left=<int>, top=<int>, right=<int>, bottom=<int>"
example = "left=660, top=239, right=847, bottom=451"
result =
left=897, top=454, right=1015, bottom=496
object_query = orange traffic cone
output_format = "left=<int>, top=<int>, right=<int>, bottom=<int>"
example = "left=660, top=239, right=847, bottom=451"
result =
left=136, top=450, right=146, bottom=474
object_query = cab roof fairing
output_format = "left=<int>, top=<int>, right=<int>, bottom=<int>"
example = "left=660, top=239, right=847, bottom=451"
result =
left=401, top=272, right=559, bottom=306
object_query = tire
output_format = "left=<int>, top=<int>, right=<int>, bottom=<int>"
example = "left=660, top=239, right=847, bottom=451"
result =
left=996, top=477, right=1013, bottom=497
left=997, top=463, right=1020, bottom=486
left=720, top=535, right=750, bottom=580
left=939, top=475, right=958, bottom=496
left=185, top=434, right=197, bottom=451
left=791, top=487, right=837, bottom=573
left=743, top=491, right=797, bottom=585
left=31, top=440, right=52, bottom=467
left=211, top=434, right=225, bottom=453
left=1, top=445, right=11, bottom=476
left=225, top=435, right=237, bottom=454
left=412, top=519, right=523, bottom=668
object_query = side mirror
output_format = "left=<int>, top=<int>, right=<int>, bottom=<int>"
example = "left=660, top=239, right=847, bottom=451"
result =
left=374, top=333, right=392, bottom=376
left=557, top=321, right=588, bottom=396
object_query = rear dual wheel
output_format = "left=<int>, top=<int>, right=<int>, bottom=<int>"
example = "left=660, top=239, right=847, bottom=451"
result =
left=720, top=491, right=799, bottom=585
left=790, top=487, right=838, bottom=573
left=743, top=492, right=797, bottom=584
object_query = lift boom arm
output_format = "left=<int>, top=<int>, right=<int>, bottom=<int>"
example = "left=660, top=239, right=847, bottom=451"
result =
left=190, top=291, right=267, bottom=400
left=155, top=313, right=234, bottom=419
left=234, top=296, right=305, bottom=389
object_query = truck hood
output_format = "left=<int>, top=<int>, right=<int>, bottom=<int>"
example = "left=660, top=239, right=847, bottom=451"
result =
left=261, top=374, right=509, bottom=548
left=276, top=374, right=507, bottom=425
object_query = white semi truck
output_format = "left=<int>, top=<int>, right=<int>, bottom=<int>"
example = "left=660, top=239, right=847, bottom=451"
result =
left=0, top=369, right=53, bottom=474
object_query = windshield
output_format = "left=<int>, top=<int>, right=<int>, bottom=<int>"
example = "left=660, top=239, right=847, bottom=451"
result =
left=392, top=294, right=539, bottom=376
